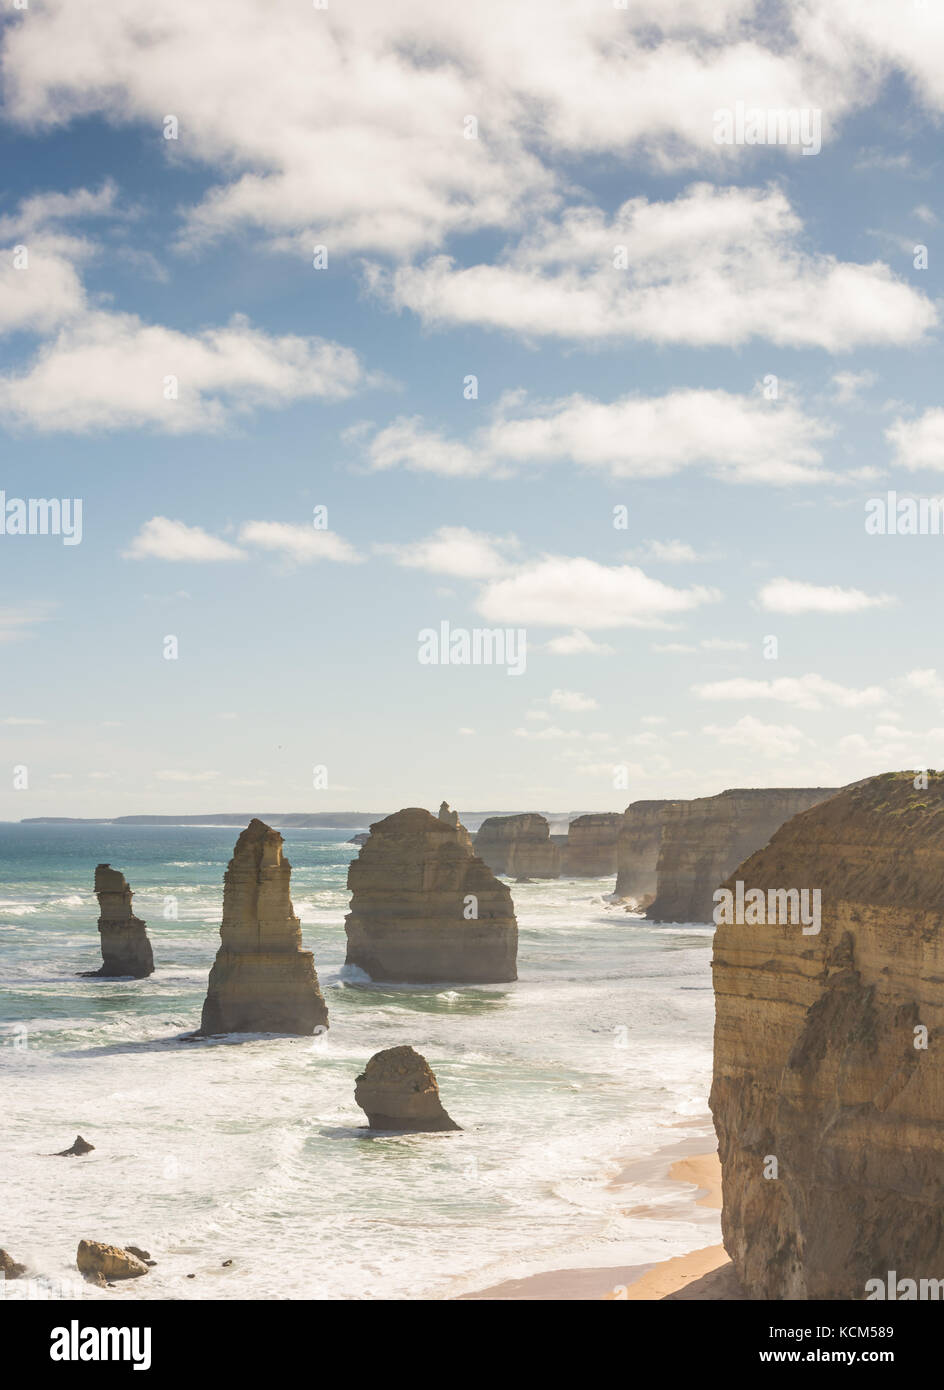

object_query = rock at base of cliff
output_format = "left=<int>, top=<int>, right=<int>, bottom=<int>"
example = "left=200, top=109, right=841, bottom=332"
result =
left=76, top=1241, right=148, bottom=1281
left=355, top=1045, right=461, bottom=1132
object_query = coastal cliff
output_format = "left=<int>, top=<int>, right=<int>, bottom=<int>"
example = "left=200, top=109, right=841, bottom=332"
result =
left=710, top=772, right=944, bottom=1299
left=345, top=807, right=518, bottom=981
left=82, top=865, right=154, bottom=978
left=474, top=813, right=561, bottom=879
left=614, top=801, right=675, bottom=905
left=563, top=813, right=622, bottom=877
left=198, top=819, right=328, bottom=1035
left=646, top=787, right=839, bottom=924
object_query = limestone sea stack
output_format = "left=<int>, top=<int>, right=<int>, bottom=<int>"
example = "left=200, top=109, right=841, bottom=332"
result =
left=646, top=787, right=840, bottom=923
left=474, top=813, right=560, bottom=879
left=563, top=812, right=622, bottom=876
left=345, top=807, right=518, bottom=982
left=710, top=773, right=944, bottom=1299
left=198, top=819, right=328, bottom=1036
left=81, top=865, right=154, bottom=978
left=355, top=1045, right=461, bottom=1132
left=614, top=800, right=675, bottom=905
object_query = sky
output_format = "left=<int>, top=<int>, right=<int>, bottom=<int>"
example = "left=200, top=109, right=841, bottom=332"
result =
left=3, top=0, right=944, bottom=819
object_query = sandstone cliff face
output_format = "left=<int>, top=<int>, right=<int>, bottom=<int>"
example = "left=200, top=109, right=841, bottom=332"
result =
left=646, top=787, right=839, bottom=924
left=355, top=1045, right=460, bottom=1132
left=199, top=819, right=328, bottom=1036
left=614, top=800, right=675, bottom=905
left=710, top=773, right=944, bottom=1299
left=83, top=865, right=154, bottom=978
left=474, top=813, right=560, bottom=879
left=563, top=812, right=622, bottom=877
left=345, top=807, right=518, bottom=982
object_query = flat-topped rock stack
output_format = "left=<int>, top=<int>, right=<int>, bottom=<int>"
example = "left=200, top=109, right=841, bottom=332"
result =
left=474, top=813, right=560, bottom=879
left=82, top=864, right=154, bottom=978
left=710, top=772, right=944, bottom=1299
left=646, top=787, right=840, bottom=924
left=614, top=800, right=675, bottom=906
left=563, top=813, right=622, bottom=877
left=198, top=819, right=328, bottom=1036
left=345, top=806, right=518, bottom=982
left=355, top=1045, right=460, bottom=1132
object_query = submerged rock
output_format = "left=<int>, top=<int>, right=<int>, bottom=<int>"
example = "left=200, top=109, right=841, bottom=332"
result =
left=56, top=1134, right=94, bottom=1157
left=0, top=1249, right=26, bottom=1280
left=198, top=819, right=329, bottom=1036
left=80, top=865, right=154, bottom=978
left=355, top=1045, right=460, bottom=1132
left=710, top=772, right=944, bottom=1298
left=345, top=807, right=517, bottom=982
left=474, top=813, right=560, bottom=879
left=76, top=1240, right=148, bottom=1281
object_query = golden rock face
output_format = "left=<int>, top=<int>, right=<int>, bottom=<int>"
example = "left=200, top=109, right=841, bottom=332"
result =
left=474, top=812, right=560, bottom=878
left=199, top=819, right=329, bottom=1036
left=354, top=1045, right=460, bottom=1132
left=710, top=773, right=944, bottom=1299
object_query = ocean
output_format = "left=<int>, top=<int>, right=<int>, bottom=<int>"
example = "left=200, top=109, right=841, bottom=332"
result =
left=0, top=822, right=719, bottom=1300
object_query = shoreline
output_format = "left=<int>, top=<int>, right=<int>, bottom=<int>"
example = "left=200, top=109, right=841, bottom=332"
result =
left=457, top=1133, right=731, bottom=1301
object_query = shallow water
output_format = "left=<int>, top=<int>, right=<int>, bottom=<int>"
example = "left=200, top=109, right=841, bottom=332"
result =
left=0, top=823, right=719, bottom=1300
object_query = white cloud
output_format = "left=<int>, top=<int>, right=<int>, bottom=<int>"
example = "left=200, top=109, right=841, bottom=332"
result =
left=1, top=716, right=46, bottom=725
left=155, top=770, right=220, bottom=782
left=548, top=688, right=598, bottom=712
left=373, top=185, right=935, bottom=350
left=0, top=603, right=55, bottom=642
left=903, top=669, right=944, bottom=698
left=887, top=409, right=944, bottom=471
left=758, top=577, right=894, bottom=614
left=376, top=526, right=517, bottom=578
left=123, top=517, right=246, bottom=563
left=513, top=725, right=589, bottom=741
left=239, top=521, right=361, bottom=565
left=653, top=643, right=698, bottom=654
left=457, top=727, right=475, bottom=736
left=701, top=638, right=749, bottom=651
left=476, top=557, right=720, bottom=630
left=832, top=369, right=876, bottom=405
left=693, top=673, right=887, bottom=711
left=629, top=539, right=705, bottom=563
left=703, top=714, right=808, bottom=759
left=360, top=387, right=832, bottom=486
left=544, top=629, right=615, bottom=656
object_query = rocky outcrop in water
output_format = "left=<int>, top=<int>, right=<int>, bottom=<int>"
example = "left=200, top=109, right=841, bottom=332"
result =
left=646, top=787, right=839, bottom=924
left=345, top=807, right=518, bottom=982
left=710, top=772, right=944, bottom=1299
left=563, top=813, right=622, bottom=876
left=56, top=1135, right=94, bottom=1157
left=77, top=1240, right=148, bottom=1282
left=614, top=800, right=675, bottom=905
left=81, top=865, right=154, bottom=978
left=0, top=1249, right=26, bottom=1280
left=198, top=819, right=329, bottom=1036
left=355, top=1045, right=461, bottom=1132
left=474, top=813, right=560, bottom=879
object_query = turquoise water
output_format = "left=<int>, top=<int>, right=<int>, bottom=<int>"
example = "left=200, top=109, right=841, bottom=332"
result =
left=0, top=823, right=719, bottom=1300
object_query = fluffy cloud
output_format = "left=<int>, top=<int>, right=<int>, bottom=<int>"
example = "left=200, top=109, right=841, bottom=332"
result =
left=123, top=518, right=245, bottom=563
left=543, top=630, right=615, bottom=656
left=376, top=526, right=518, bottom=578
left=703, top=714, right=808, bottom=759
left=758, top=578, right=894, bottom=614
left=693, top=673, right=887, bottom=710
left=361, top=387, right=832, bottom=485
left=372, top=185, right=934, bottom=349
left=886, top=410, right=944, bottom=471
left=239, top=522, right=361, bottom=565
left=0, top=603, right=54, bottom=643
left=476, top=557, right=720, bottom=630
left=548, top=689, right=598, bottom=712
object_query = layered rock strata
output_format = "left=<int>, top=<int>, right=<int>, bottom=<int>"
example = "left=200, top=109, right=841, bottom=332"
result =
left=355, top=1045, right=461, bottom=1132
left=198, top=819, right=329, bottom=1035
left=474, top=813, right=560, bottom=878
left=82, top=865, right=154, bottom=978
left=563, top=812, right=622, bottom=876
left=345, top=807, right=518, bottom=982
left=710, top=772, right=944, bottom=1299
left=614, top=800, right=675, bottom=905
left=646, top=787, right=839, bottom=924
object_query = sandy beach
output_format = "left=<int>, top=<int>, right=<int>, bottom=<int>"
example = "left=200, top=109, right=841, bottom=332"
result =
left=459, top=1141, right=738, bottom=1301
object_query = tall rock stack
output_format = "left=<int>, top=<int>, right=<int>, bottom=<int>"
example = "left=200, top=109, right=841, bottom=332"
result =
left=355, top=1046, right=461, bottom=1132
left=646, top=787, right=840, bottom=923
left=474, top=813, right=560, bottom=879
left=563, top=813, right=622, bottom=876
left=198, top=819, right=328, bottom=1036
left=710, top=773, right=944, bottom=1299
left=83, top=865, right=154, bottom=978
left=614, top=800, right=675, bottom=905
left=345, top=807, right=518, bottom=982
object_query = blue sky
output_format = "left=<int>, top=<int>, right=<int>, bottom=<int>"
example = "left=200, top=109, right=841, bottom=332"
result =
left=3, top=0, right=944, bottom=818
